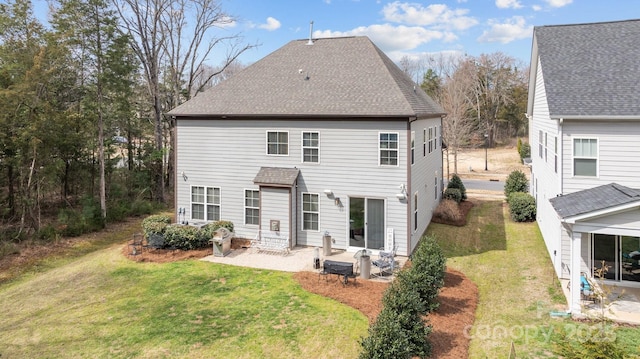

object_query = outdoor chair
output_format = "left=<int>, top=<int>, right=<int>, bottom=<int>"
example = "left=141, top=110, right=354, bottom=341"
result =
left=580, top=272, right=597, bottom=303
left=372, top=247, right=396, bottom=278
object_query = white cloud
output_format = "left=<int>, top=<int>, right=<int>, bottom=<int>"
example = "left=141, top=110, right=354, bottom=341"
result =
left=478, top=16, right=532, bottom=44
left=258, top=17, right=281, bottom=31
left=314, top=24, right=448, bottom=52
left=217, top=16, right=237, bottom=29
left=495, top=0, right=523, bottom=9
left=545, top=0, right=573, bottom=7
left=382, top=2, right=478, bottom=31
left=532, top=5, right=542, bottom=11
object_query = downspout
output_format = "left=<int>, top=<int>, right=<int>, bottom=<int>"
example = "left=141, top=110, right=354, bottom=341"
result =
left=406, top=118, right=413, bottom=256
left=558, top=118, right=563, bottom=195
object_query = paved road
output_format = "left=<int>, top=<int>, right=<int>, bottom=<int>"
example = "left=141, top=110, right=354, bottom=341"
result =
left=446, top=179, right=505, bottom=192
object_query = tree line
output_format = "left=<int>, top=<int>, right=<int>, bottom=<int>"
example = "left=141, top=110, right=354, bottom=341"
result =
left=0, top=0, right=252, bottom=240
left=400, top=52, right=529, bottom=176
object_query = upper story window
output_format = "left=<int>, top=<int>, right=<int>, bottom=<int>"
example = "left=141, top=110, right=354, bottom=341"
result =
left=244, top=190, right=259, bottom=225
left=302, top=193, right=319, bottom=231
left=379, top=132, right=398, bottom=166
left=428, top=127, right=433, bottom=153
left=302, top=132, right=319, bottom=163
left=191, top=186, right=220, bottom=221
left=267, top=131, right=288, bottom=155
left=423, top=128, right=426, bottom=156
left=411, top=131, right=415, bottom=165
left=573, top=138, right=597, bottom=176
left=554, top=136, right=558, bottom=173
left=539, top=130, right=543, bottom=158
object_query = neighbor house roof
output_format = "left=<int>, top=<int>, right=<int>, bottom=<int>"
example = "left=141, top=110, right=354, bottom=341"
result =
left=253, top=167, right=300, bottom=187
left=550, top=183, right=640, bottom=219
left=167, top=36, right=444, bottom=118
left=533, top=19, right=640, bottom=118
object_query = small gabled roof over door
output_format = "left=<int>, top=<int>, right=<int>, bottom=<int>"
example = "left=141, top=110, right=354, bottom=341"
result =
left=253, top=167, right=300, bottom=188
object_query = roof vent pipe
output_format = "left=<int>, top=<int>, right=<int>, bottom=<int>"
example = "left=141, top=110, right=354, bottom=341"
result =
left=307, top=21, right=314, bottom=45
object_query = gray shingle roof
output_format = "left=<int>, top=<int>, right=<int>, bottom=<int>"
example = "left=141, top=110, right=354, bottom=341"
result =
left=534, top=19, right=640, bottom=118
left=167, top=36, right=444, bottom=118
left=253, top=167, right=300, bottom=187
left=550, top=183, right=640, bottom=219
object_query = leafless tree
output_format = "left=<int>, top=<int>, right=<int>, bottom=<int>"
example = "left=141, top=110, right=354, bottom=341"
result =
left=113, top=0, right=255, bottom=200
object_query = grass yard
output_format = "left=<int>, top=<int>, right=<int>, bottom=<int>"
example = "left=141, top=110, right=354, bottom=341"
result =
left=427, top=197, right=640, bottom=358
left=0, top=246, right=367, bottom=358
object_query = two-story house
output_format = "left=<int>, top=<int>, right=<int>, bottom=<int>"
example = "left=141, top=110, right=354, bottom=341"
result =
left=167, top=36, right=445, bottom=257
left=527, top=19, right=640, bottom=314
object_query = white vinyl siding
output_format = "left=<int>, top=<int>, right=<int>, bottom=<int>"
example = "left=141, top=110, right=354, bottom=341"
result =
left=302, top=193, right=319, bottom=231
left=267, top=131, right=288, bottom=155
left=573, top=138, right=597, bottom=177
left=191, top=186, right=220, bottom=221
left=379, top=132, right=399, bottom=166
left=302, top=131, right=319, bottom=163
left=244, top=190, right=259, bottom=225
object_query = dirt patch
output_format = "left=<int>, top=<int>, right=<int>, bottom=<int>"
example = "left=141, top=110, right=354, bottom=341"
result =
left=447, top=146, right=528, bottom=181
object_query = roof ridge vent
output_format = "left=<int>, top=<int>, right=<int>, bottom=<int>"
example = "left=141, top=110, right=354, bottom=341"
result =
left=307, top=21, right=314, bottom=45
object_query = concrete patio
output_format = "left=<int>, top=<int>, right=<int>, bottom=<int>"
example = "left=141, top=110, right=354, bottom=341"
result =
left=201, top=245, right=406, bottom=281
left=560, top=279, right=640, bottom=325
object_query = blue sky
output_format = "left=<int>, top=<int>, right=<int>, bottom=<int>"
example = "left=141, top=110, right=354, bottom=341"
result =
left=219, top=0, right=639, bottom=66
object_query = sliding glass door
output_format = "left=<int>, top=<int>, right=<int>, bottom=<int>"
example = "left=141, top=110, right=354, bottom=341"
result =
left=349, top=197, right=384, bottom=250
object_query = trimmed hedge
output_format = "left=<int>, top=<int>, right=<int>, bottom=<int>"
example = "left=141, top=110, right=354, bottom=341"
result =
left=507, top=192, right=536, bottom=222
left=163, top=224, right=209, bottom=250
left=141, top=214, right=171, bottom=238
left=201, top=220, right=235, bottom=239
left=359, top=235, right=445, bottom=358
left=504, top=170, right=529, bottom=198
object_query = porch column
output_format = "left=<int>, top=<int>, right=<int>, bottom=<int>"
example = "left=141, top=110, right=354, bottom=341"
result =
left=569, top=230, right=582, bottom=315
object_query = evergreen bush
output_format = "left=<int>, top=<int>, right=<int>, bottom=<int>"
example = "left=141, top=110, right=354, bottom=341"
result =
left=359, top=279, right=432, bottom=359
left=519, top=142, right=531, bottom=161
left=504, top=170, right=529, bottom=197
left=507, top=192, right=536, bottom=222
left=163, top=224, right=209, bottom=250
left=443, top=188, right=462, bottom=203
left=446, top=174, right=467, bottom=201
left=401, top=235, right=446, bottom=312
left=201, top=220, right=235, bottom=239
left=141, top=214, right=171, bottom=238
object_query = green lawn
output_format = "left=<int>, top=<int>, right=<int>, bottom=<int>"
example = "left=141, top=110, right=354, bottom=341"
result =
left=428, top=198, right=640, bottom=358
left=0, top=247, right=367, bottom=358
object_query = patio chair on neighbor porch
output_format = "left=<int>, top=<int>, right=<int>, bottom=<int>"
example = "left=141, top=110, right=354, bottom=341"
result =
left=580, top=272, right=597, bottom=303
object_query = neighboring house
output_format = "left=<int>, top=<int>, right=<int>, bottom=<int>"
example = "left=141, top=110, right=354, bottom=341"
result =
left=167, top=36, right=445, bottom=257
left=527, top=19, right=640, bottom=314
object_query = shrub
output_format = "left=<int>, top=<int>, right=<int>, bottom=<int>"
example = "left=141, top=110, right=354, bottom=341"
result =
left=552, top=325, right=625, bottom=359
left=443, top=188, right=462, bottom=203
left=433, top=199, right=463, bottom=223
left=163, top=224, right=209, bottom=250
left=519, top=142, right=531, bottom=161
left=504, top=170, right=529, bottom=198
left=446, top=174, right=467, bottom=201
left=507, top=192, right=536, bottom=222
left=141, top=214, right=171, bottom=238
left=359, top=279, right=432, bottom=359
left=36, top=225, right=59, bottom=242
left=517, top=138, right=522, bottom=155
left=201, top=220, right=235, bottom=239
left=402, top=235, right=446, bottom=312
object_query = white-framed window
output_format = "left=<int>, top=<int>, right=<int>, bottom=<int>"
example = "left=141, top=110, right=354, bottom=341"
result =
left=544, top=132, right=548, bottom=162
left=539, top=130, right=543, bottom=158
left=554, top=136, right=558, bottom=173
left=434, top=175, right=438, bottom=200
left=573, top=138, right=598, bottom=176
left=244, top=189, right=259, bottom=225
left=302, top=193, right=319, bottom=231
left=267, top=131, right=288, bottom=155
left=428, top=127, right=433, bottom=153
left=434, top=126, right=438, bottom=151
left=423, top=128, right=426, bottom=156
left=379, top=132, right=399, bottom=166
left=191, top=186, right=220, bottom=221
left=413, top=192, right=418, bottom=232
left=411, top=131, right=415, bottom=165
left=302, top=131, right=319, bottom=163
